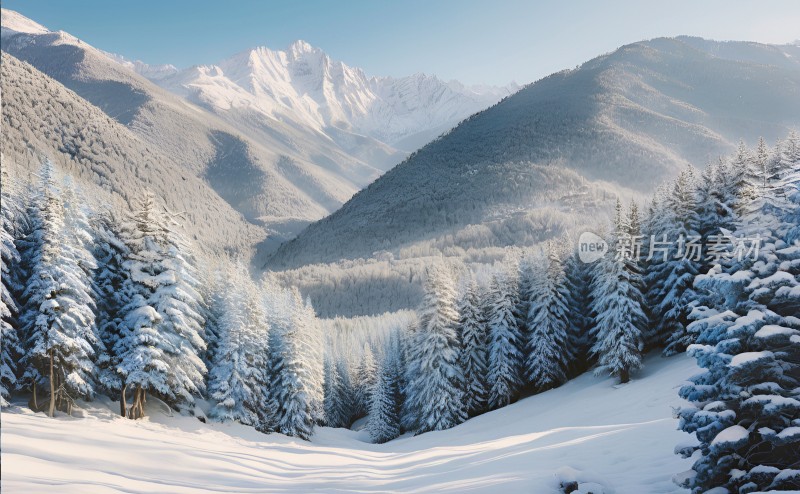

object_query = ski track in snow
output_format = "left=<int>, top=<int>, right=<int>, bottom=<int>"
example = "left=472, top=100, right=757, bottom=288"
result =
left=3, top=354, right=697, bottom=493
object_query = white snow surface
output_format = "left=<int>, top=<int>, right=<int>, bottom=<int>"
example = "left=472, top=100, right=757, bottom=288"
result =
left=0, top=8, right=49, bottom=37
left=3, top=354, right=697, bottom=493
left=710, top=425, right=749, bottom=446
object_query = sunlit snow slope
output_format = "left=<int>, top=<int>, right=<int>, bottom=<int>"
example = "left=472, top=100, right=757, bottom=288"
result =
left=3, top=354, right=697, bottom=493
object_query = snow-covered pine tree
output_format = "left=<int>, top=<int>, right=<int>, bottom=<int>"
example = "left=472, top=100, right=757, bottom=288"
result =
left=266, top=287, right=319, bottom=439
left=244, top=276, right=272, bottom=426
left=677, top=133, right=800, bottom=492
left=780, top=131, right=800, bottom=244
left=19, top=163, right=98, bottom=416
left=694, top=159, right=723, bottom=275
left=201, top=270, right=224, bottom=373
left=323, top=355, right=352, bottom=428
left=589, top=201, right=646, bottom=384
left=730, top=140, right=760, bottom=214
left=114, top=193, right=207, bottom=419
left=0, top=190, right=25, bottom=406
left=91, top=210, right=131, bottom=408
left=405, top=266, right=466, bottom=433
left=652, top=169, right=701, bottom=355
left=298, top=294, right=325, bottom=425
left=677, top=310, right=800, bottom=492
left=207, top=261, right=268, bottom=425
left=563, top=249, right=595, bottom=377
left=523, top=244, right=572, bottom=391
left=367, top=336, right=402, bottom=443
left=400, top=320, right=419, bottom=432
left=354, top=343, right=378, bottom=419
left=456, top=275, right=489, bottom=417
left=486, top=269, right=523, bottom=409
left=208, top=267, right=254, bottom=424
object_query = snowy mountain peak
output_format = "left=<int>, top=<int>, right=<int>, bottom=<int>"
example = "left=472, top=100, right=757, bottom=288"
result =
left=0, top=8, right=49, bottom=37
left=145, top=39, right=514, bottom=149
left=288, top=39, right=318, bottom=56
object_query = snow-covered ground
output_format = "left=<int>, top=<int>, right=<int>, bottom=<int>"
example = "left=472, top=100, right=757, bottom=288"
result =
left=2, top=354, right=697, bottom=493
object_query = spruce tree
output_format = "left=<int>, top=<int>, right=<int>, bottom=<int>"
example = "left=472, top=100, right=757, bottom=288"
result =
left=590, top=202, right=646, bottom=384
left=677, top=133, right=800, bottom=492
left=563, top=250, right=595, bottom=376
left=486, top=269, right=523, bottom=409
left=523, top=245, right=572, bottom=391
left=368, top=337, right=402, bottom=443
left=354, top=343, right=378, bottom=419
left=92, top=210, right=131, bottom=407
left=323, top=355, right=352, bottom=428
left=456, top=276, right=489, bottom=417
left=642, top=169, right=701, bottom=352
left=114, top=193, right=206, bottom=419
left=266, top=288, right=320, bottom=439
left=0, top=191, right=24, bottom=406
left=405, top=266, right=466, bottom=433
left=19, top=163, right=99, bottom=416
left=208, top=263, right=268, bottom=425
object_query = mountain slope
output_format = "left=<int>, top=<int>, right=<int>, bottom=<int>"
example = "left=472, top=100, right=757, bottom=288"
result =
left=0, top=12, right=360, bottom=252
left=0, top=9, right=373, bottom=248
left=0, top=52, right=260, bottom=255
left=3, top=353, right=698, bottom=493
left=0, top=9, right=515, bottom=256
left=268, top=37, right=800, bottom=269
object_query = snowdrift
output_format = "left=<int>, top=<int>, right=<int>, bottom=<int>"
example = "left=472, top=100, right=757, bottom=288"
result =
left=3, top=353, right=697, bottom=493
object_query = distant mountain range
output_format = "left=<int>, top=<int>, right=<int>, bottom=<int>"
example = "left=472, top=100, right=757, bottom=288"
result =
left=0, top=8, right=513, bottom=257
left=129, top=39, right=517, bottom=152
left=268, top=36, right=800, bottom=270
left=3, top=8, right=800, bottom=295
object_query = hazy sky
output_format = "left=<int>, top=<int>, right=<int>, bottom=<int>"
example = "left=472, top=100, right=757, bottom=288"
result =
left=6, top=0, right=800, bottom=85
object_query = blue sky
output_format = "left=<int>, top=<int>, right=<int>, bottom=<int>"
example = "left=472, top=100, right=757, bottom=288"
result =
left=5, top=0, right=800, bottom=85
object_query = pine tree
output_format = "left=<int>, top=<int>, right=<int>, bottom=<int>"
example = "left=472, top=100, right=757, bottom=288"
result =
left=677, top=133, right=800, bottom=492
left=207, top=262, right=268, bottom=425
left=200, top=270, right=225, bottom=372
left=368, top=336, right=402, bottom=443
left=0, top=190, right=24, bottom=406
left=645, top=170, right=702, bottom=355
left=266, top=288, right=320, bottom=440
left=563, top=250, right=595, bottom=376
left=354, top=343, right=378, bottom=419
left=405, top=266, right=466, bottom=433
left=323, top=355, right=352, bottom=428
left=92, top=210, right=131, bottom=407
left=298, top=294, right=324, bottom=425
left=523, top=245, right=572, bottom=391
left=400, top=320, right=418, bottom=433
left=114, top=193, right=206, bottom=419
left=19, top=163, right=98, bottom=416
left=590, top=203, right=646, bottom=384
left=486, top=269, right=523, bottom=409
left=456, top=276, right=489, bottom=417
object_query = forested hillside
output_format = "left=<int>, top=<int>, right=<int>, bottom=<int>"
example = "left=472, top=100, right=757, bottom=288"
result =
left=269, top=37, right=800, bottom=272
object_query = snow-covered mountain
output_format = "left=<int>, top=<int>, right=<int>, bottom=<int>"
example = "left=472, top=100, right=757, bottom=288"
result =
left=143, top=40, right=517, bottom=152
left=268, top=36, right=800, bottom=272
left=0, top=9, right=514, bottom=259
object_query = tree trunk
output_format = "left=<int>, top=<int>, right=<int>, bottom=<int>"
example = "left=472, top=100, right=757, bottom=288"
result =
left=120, top=383, right=127, bottom=417
left=139, top=388, right=146, bottom=418
left=48, top=350, right=55, bottom=418
left=619, top=367, right=630, bottom=384
left=129, top=385, right=146, bottom=420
